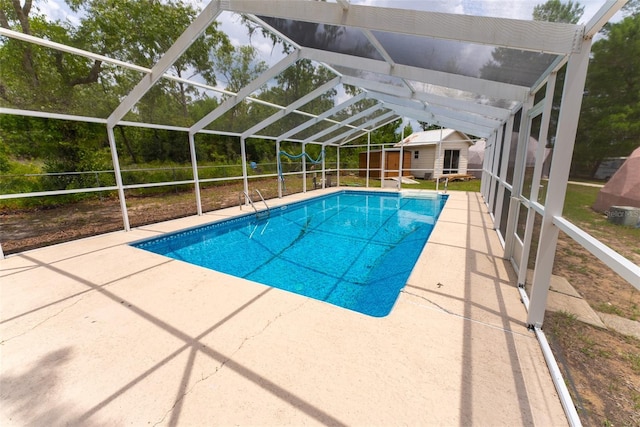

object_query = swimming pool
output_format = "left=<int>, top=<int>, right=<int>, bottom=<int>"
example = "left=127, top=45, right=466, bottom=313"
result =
left=132, top=190, right=447, bottom=317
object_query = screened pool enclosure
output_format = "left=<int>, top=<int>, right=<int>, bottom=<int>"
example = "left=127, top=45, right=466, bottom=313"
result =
left=1, top=0, right=639, bottom=422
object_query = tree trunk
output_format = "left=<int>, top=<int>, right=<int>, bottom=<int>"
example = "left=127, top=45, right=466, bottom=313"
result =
left=118, top=126, right=139, bottom=164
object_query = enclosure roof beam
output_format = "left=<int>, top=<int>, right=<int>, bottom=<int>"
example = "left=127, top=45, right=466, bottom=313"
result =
left=389, top=104, right=494, bottom=138
left=428, top=116, right=494, bottom=138
left=361, top=29, right=395, bottom=67
left=427, top=104, right=504, bottom=129
left=336, top=113, right=402, bottom=146
left=241, top=77, right=341, bottom=139
left=365, top=92, right=427, bottom=112
left=304, top=48, right=529, bottom=102
left=302, top=48, right=529, bottom=101
left=340, top=75, right=413, bottom=98
left=407, top=92, right=512, bottom=121
left=190, top=51, right=301, bottom=134
left=338, top=115, right=403, bottom=146
left=324, top=110, right=398, bottom=145
left=585, top=0, right=627, bottom=38
left=222, top=0, right=584, bottom=54
left=368, top=86, right=512, bottom=125
left=276, top=92, right=367, bottom=142
left=303, top=104, right=384, bottom=143
left=107, top=1, right=222, bottom=128
left=348, top=77, right=504, bottom=130
left=335, top=0, right=350, bottom=10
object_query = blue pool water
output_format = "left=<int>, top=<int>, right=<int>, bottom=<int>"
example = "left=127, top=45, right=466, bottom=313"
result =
left=132, top=190, right=447, bottom=317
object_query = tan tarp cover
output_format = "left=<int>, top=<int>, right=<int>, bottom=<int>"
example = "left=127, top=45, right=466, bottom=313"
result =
left=593, top=146, right=640, bottom=212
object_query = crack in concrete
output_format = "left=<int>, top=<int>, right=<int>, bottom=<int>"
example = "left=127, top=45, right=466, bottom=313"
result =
left=400, top=289, right=456, bottom=315
left=0, top=296, right=86, bottom=345
left=400, top=289, right=531, bottom=338
left=152, top=300, right=308, bottom=426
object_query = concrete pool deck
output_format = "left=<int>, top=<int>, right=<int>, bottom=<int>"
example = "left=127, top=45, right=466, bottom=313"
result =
left=0, top=189, right=567, bottom=426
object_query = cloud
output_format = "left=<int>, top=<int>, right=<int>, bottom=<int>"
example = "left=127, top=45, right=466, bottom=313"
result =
left=38, top=0, right=81, bottom=26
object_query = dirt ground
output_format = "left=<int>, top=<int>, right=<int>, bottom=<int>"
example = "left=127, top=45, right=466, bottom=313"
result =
left=0, top=180, right=285, bottom=254
left=550, top=233, right=640, bottom=426
left=546, top=310, right=640, bottom=426
left=1, top=185, right=638, bottom=426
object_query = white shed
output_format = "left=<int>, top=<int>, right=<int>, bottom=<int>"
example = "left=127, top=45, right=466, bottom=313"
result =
left=395, top=129, right=474, bottom=179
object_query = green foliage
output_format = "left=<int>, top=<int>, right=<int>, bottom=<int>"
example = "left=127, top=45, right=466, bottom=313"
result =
left=0, top=158, right=43, bottom=197
left=350, top=119, right=403, bottom=146
left=418, top=122, right=441, bottom=131
left=214, top=45, right=268, bottom=93
left=0, top=135, right=12, bottom=173
left=402, top=124, right=414, bottom=138
left=0, top=0, right=233, bottom=174
left=573, top=14, right=640, bottom=177
left=533, top=0, right=584, bottom=23
left=400, top=179, right=481, bottom=192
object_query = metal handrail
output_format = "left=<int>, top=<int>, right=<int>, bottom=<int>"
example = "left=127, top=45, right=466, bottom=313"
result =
left=239, top=190, right=270, bottom=219
left=253, top=189, right=270, bottom=215
left=239, top=191, right=256, bottom=212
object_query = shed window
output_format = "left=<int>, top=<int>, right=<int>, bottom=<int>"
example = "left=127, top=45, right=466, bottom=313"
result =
left=444, top=149, right=460, bottom=174
left=414, top=151, right=419, bottom=159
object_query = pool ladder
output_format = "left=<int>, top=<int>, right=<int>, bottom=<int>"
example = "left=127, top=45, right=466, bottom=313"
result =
left=239, top=189, right=270, bottom=219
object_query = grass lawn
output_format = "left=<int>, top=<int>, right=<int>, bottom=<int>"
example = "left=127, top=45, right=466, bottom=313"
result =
left=562, top=183, right=640, bottom=259
left=400, top=178, right=481, bottom=192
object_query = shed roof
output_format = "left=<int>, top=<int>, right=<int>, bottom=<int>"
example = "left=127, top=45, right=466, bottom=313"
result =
left=396, top=129, right=473, bottom=147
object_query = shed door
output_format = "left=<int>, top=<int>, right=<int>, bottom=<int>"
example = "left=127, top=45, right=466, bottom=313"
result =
left=386, top=152, right=400, bottom=177
left=444, top=150, right=460, bottom=174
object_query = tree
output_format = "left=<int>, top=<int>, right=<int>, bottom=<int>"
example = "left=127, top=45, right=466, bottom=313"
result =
left=0, top=0, right=237, bottom=200
left=402, top=123, right=414, bottom=138
left=572, top=13, right=640, bottom=176
left=69, top=0, right=231, bottom=125
left=418, top=122, right=441, bottom=131
left=532, top=0, right=584, bottom=23
left=1, top=0, right=233, bottom=173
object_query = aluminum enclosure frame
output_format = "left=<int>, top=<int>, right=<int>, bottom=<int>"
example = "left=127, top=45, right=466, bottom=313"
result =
left=1, top=2, right=637, bottom=423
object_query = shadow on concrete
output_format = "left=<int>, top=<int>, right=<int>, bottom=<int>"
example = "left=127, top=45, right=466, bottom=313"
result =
left=11, top=254, right=347, bottom=426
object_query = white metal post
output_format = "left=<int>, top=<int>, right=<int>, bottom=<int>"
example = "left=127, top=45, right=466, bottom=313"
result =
left=527, top=38, right=593, bottom=328
left=336, top=146, right=340, bottom=186
left=488, top=125, right=504, bottom=213
left=494, top=115, right=515, bottom=234
left=436, top=127, right=443, bottom=192
left=530, top=72, right=556, bottom=205
left=398, top=121, right=405, bottom=191
left=240, top=137, right=249, bottom=200
left=302, top=142, right=307, bottom=193
left=481, top=130, right=498, bottom=199
left=503, top=96, right=533, bottom=261
left=517, top=73, right=557, bottom=288
left=366, top=132, right=371, bottom=188
left=480, top=137, right=488, bottom=197
left=188, top=132, right=203, bottom=216
left=322, top=144, right=327, bottom=189
left=276, top=140, right=282, bottom=198
left=381, top=145, right=386, bottom=187
left=481, top=133, right=493, bottom=198
left=106, top=125, right=130, bottom=231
